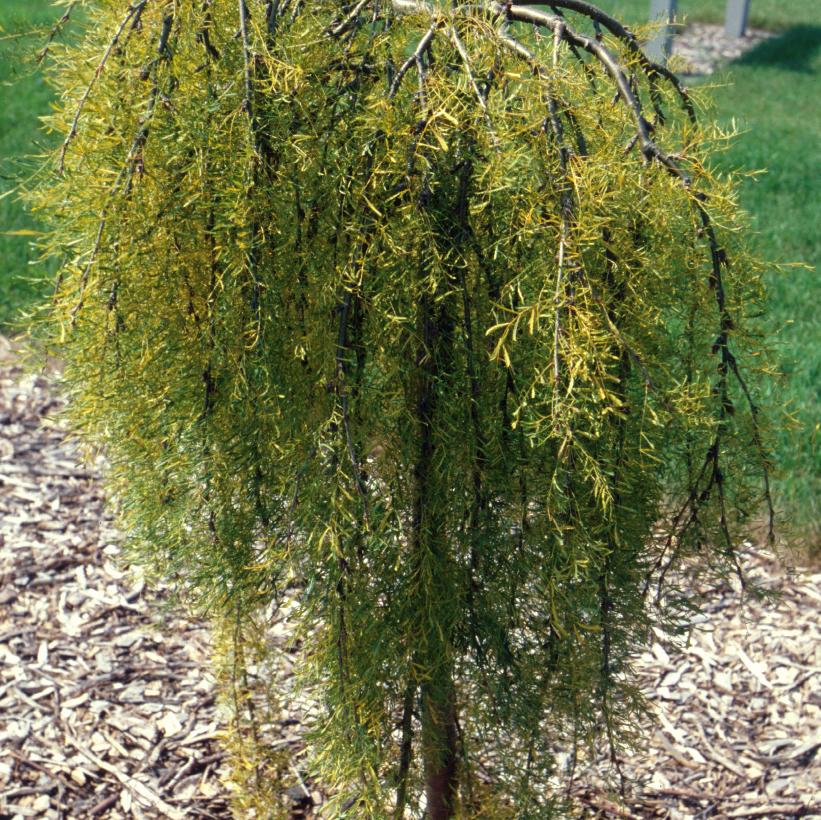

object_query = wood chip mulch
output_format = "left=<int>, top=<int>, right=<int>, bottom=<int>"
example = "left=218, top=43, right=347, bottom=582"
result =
left=670, top=23, right=774, bottom=77
left=575, top=551, right=820, bottom=819
left=1, top=334, right=818, bottom=819
left=0, top=336, right=230, bottom=820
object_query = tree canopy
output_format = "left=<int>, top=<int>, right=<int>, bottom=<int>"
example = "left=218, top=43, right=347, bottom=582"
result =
left=31, top=0, right=775, bottom=815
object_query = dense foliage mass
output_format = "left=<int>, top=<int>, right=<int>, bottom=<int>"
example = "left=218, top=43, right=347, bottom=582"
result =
left=32, top=0, right=775, bottom=815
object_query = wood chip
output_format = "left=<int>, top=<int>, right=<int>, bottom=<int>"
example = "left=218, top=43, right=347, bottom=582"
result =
left=0, top=339, right=230, bottom=818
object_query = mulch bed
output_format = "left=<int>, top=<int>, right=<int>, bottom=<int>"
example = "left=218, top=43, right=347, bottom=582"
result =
left=671, top=24, right=774, bottom=77
left=576, top=548, right=820, bottom=819
left=0, top=337, right=230, bottom=819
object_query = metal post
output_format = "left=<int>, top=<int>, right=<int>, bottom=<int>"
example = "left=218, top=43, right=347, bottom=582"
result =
left=725, top=0, right=751, bottom=38
left=647, top=0, right=677, bottom=64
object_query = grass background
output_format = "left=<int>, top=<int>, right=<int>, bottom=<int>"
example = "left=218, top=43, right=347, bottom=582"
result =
left=1, top=1, right=819, bottom=539
left=603, top=0, right=814, bottom=31
left=0, top=0, right=57, bottom=329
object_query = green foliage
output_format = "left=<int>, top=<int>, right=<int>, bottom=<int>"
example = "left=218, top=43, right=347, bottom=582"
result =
left=31, top=1, right=777, bottom=815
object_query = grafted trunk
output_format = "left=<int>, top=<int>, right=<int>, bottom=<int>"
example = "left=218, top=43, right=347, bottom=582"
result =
left=422, top=677, right=458, bottom=819
left=411, top=283, right=459, bottom=819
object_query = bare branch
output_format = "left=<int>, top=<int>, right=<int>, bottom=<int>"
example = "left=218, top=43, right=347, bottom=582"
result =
left=389, top=23, right=438, bottom=98
left=328, top=0, right=373, bottom=36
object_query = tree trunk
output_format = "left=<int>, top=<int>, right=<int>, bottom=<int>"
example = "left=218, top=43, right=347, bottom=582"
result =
left=411, top=281, right=459, bottom=819
left=422, top=678, right=458, bottom=819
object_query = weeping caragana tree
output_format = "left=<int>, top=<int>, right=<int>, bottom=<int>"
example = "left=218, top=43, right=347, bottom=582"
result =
left=32, top=0, right=775, bottom=815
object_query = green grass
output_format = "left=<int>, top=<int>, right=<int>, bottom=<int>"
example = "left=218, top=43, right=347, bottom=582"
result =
left=597, top=0, right=817, bottom=31
left=1, top=1, right=819, bottom=538
left=0, top=0, right=59, bottom=329
left=710, top=25, right=821, bottom=544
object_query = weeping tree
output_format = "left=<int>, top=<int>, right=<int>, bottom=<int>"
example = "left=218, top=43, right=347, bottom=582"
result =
left=32, top=0, right=775, bottom=816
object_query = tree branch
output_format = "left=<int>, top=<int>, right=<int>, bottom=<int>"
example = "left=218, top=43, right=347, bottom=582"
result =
left=59, top=1, right=149, bottom=174
left=37, top=0, right=80, bottom=64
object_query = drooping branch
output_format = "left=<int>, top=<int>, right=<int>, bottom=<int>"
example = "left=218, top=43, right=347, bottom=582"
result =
left=448, top=24, right=498, bottom=146
left=37, top=0, right=80, bottom=64
left=513, top=0, right=695, bottom=123
left=389, top=23, right=438, bottom=98
left=378, top=0, right=693, bottom=189
left=238, top=0, right=255, bottom=119
left=394, top=680, right=417, bottom=820
left=198, top=0, right=222, bottom=61
left=56, top=0, right=768, bottom=586
left=334, top=286, right=372, bottom=530
left=59, top=1, right=149, bottom=174
left=449, top=1, right=773, bottom=590
left=328, top=0, right=374, bottom=37
left=496, top=4, right=657, bottom=154
left=69, top=6, right=173, bottom=324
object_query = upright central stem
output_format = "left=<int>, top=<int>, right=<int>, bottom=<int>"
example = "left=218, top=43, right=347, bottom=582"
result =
left=422, top=676, right=458, bottom=819
left=411, top=286, right=459, bottom=819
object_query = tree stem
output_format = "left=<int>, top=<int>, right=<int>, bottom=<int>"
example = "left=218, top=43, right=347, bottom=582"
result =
left=412, top=279, right=458, bottom=818
left=422, top=678, right=458, bottom=819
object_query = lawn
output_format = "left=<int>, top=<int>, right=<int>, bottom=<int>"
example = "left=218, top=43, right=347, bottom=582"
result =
left=1, top=0, right=819, bottom=537
left=599, top=0, right=816, bottom=31
left=0, top=0, right=59, bottom=330
left=709, top=24, right=821, bottom=545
